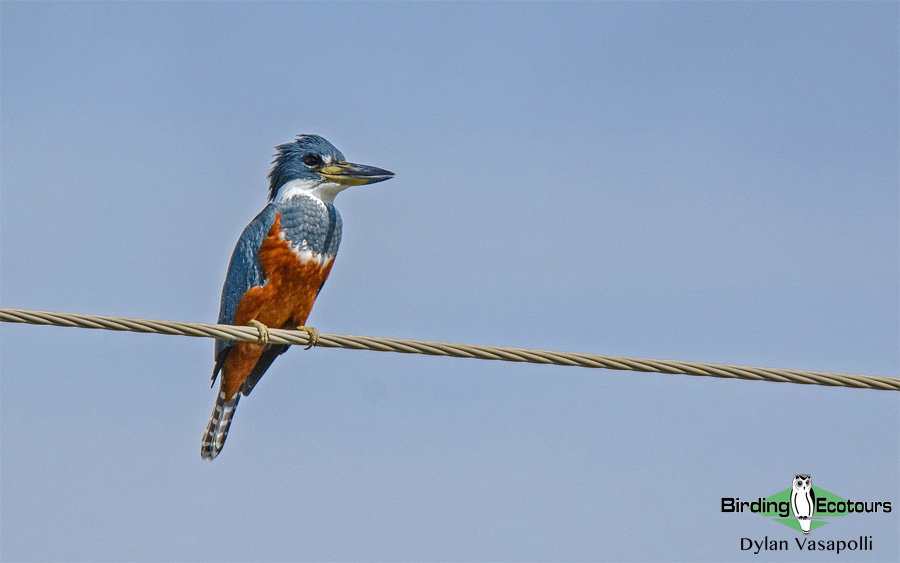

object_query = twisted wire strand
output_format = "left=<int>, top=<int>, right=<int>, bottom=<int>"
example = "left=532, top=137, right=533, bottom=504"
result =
left=1, top=307, right=896, bottom=391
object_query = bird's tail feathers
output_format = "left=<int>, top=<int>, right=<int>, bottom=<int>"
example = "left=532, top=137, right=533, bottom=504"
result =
left=201, top=385, right=240, bottom=460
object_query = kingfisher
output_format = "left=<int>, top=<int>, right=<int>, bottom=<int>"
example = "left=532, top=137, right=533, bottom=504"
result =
left=201, top=135, right=393, bottom=460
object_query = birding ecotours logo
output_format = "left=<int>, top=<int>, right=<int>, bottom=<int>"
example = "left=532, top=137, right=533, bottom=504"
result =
left=721, top=474, right=892, bottom=534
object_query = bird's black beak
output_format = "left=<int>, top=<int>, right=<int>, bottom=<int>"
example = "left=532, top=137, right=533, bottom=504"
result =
left=319, top=162, right=394, bottom=186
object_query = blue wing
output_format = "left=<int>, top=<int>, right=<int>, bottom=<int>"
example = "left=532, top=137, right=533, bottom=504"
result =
left=214, top=203, right=278, bottom=360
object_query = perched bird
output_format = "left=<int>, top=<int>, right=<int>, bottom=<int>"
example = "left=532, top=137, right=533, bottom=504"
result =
left=201, top=135, right=393, bottom=460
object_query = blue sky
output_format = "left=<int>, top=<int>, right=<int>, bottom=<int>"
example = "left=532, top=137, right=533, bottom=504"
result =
left=1, top=2, right=897, bottom=561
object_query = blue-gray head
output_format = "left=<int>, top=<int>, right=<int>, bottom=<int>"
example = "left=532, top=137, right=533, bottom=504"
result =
left=268, top=134, right=393, bottom=201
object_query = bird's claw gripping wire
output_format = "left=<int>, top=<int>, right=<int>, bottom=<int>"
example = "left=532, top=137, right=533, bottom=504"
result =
left=247, top=319, right=269, bottom=346
left=298, top=326, right=319, bottom=349
left=247, top=320, right=316, bottom=349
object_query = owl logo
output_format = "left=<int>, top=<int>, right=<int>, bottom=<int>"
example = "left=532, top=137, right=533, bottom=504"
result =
left=790, top=474, right=816, bottom=535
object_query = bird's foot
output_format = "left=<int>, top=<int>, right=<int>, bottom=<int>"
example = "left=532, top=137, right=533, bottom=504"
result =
left=247, top=319, right=270, bottom=346
left=298, top=326, right=319, bottom=349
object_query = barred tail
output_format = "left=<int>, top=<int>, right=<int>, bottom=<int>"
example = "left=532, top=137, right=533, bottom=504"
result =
left=201, top=384, right=240, bottom=460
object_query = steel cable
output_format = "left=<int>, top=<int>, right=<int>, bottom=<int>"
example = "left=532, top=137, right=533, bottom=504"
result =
left=1, top=307, right=896, bottom=391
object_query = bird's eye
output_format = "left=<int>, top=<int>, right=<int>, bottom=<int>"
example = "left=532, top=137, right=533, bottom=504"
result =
left=301, top=153, right=323, bottom=167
